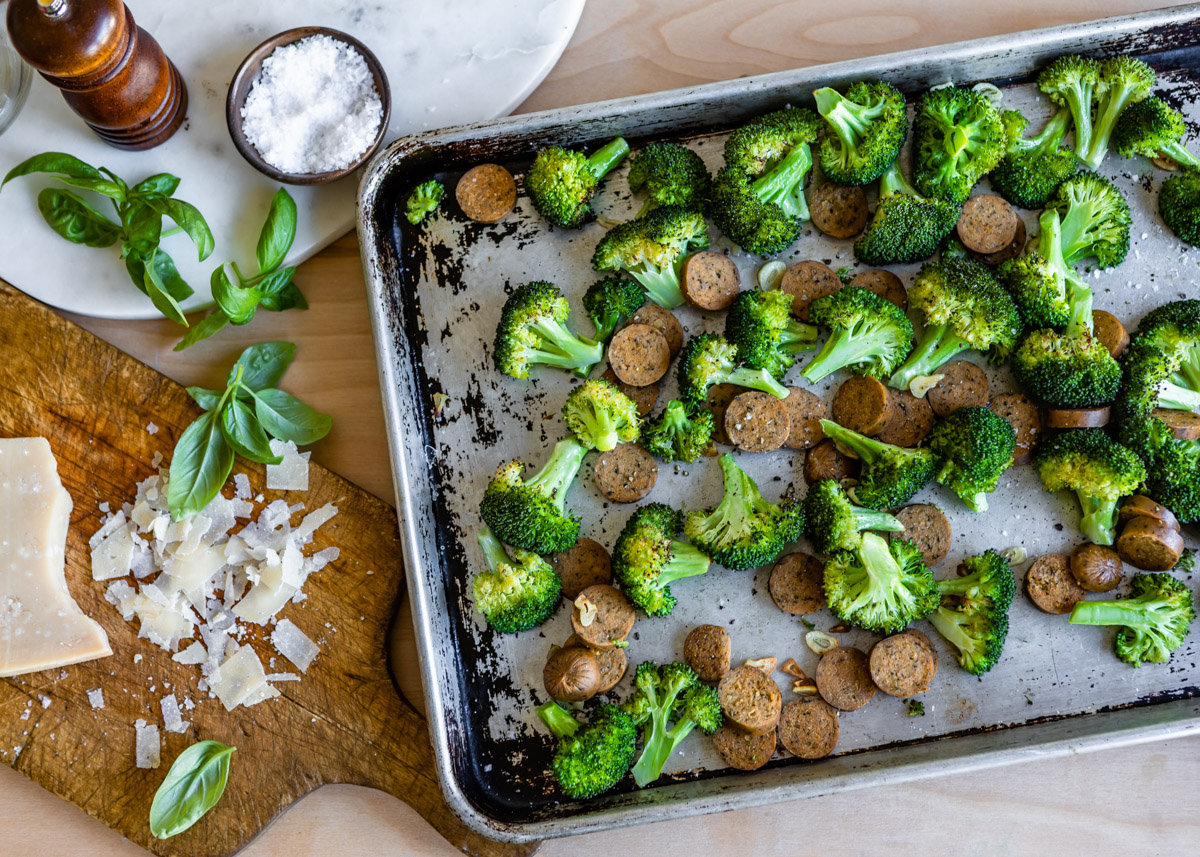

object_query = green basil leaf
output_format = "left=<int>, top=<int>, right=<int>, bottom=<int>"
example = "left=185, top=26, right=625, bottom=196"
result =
left=251, top=387, right=332, bottom=445
left=185, top=386, right=223, bottom=410
left=257, top=280, right=308, bottom=313
left=140, top=251, right=190, bottom=326
left=122, top=202, right=163, bottom=257
left=157, top=198, right=215, bottom=261
left=36, top=188, right=121, bottom=247
left=255, top=188, right=297, bottom=273
left=148, top=740, right=235, bottom=840
left=211, top=266, right=260, bottom=325
left=252, top=266, right=295, bottom=296
left=130, top=173, right=181, bottom=199
left=2, top=152, right=102, bottom=188
left=219, top=397, right=281, bottom=464
left=167, top=410, right=234, bottom=520
left=228, top=342, right=295, bottom=392
left=175, top=312, right=231, bottom=351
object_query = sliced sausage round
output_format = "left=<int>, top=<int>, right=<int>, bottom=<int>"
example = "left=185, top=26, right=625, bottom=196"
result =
left=608, top=323, right=671, bottom=387
left=869, top=630, right=937, bottom=698
left=543, top=645, right=601, bottom=702
left=1092, top=310, right=1129, bottom=359
left=1150, top=407, right=1200, bottom=441
left=681, top=250, right=742, bottom=311
left=594, top=443, right=657, bottom=503
left=989, top=393, right=1041, bottom=465
left=926, top=360, right=989, bottom=417
left=1070, top=543, right=1123, bottom=593
left=718, top=665, right=783, bottom=735
left=777, top=697, right=840, bottom=759
left=815, top=647, right=877, bottom=711
left=726, top=391, right=791, bottom=452
left=600, top=367, right=659, bottom=417
left=782, top=387, right=828, bottom=450
left=875, top=390, right=936, bottom=448
left=569, top=584, right=635, bottom=650
left=768, top=553, right=825, bottom=615
left=626, top=304, right=684, bottom=358
left=551, top=537, right=613, bottom=600
left=810, top=183, right=869, bottom=239
left=712, top=724, right=776, bottom=771
left=849, top=269, right=908, bottom=311
left=1025, top=553, right=1087, bottom=615
left=707, top=383, right=743, bottom=446
left=832, top=375, right=895, bottom=437
left=957, top=194, right=1019, bottom=254
left=1044, top=406, right=1110, bottom=429
left=455, top=163, right=517, bottom=223
left=889, top=504, right=951, bottom=567
left=564, top=633, right=627, bottom=694
left=684, top=624, right=732, bottom=683
left=1117, top=495, right=1181, bottom=531
left=976, top=216, right=1026, bottom=266
left=1116, top=517, right=1185, bottom=572
left=779, top=261, right=842, bottom=322
left=803, top=438, right=862, bottom=485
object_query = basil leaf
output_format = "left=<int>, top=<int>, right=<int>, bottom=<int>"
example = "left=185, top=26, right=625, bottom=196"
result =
left=228, top=342, right=295, bottom=392
left=251, top=387, right=332, bottom=445
left=258, top=281, right=308, bottom=313
left=255, top=188, right=297, bottom=273
left=211, top=266, right=260, bottom=325
left=185, top=386, right=223, bottom=410
left=148, top=740, right=235, bottom=840
left=158, top=198, right=215, bottom=261
left=130, top=173, right=181, bottom=199
left=219, top=397, right=281, bottom=464
left=2, top=151, right=101, bottom=188
left=140, top=251, right=190, bottom=326
left=252, top=266, right=295, bottom=296
left=175, top=312, right=230, bottom=352
left=167, top=410, right=234, bottom=520
left=36, top=188, right=121, bottom=247
left=122, top=202, right=163, bottom=257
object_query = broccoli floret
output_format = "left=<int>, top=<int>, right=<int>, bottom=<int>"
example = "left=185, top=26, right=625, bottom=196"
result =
left=405, top=179, right=445, bottom=225
left=562, top=379, right=640, bottom=452
left=612, top=503, right=712, bottom=616
left=1117, top=299, right=1200, bottom=417
left=912, top=86, right=1007, bottom=204
left=493, top=281, right=603, bottom=379
left=1034, top=428, right=1147, bottom=545
left=582, top=277, right=645, bottom=343
left=927, top=407, right=1016, bottom=512
left=621, top=662, right=722, bottom=787
left=1116, top=414, right=1200, bottom=523
left=1012, top=329, right=1121, bottom=408
left=628, top=142, right=712, bottom=216
left=1038, top=55, right=1101, bottom=163
left=1045, top=172, right=1132, bottom=269
left=823, top=532, right=938, bottom=634
left=819, top=419, right=939, bottom=510
left=1069, top=573, right=1195, bottom=667
left=802, top=285, right=915, bottom=382
left=1114, top=96, right=1200, bottom=169
left=479, top=438, right=588, bottom=554
left=641, top=400, right=714, bottom=463
left=990, top=108, right=1078, bottom=209
left=812, top=80, right=909, bottom=186
left=725, top=289, right=819, bottom=379
left=888, top=255, right=1022, bottom=392
left=473, top=526, right=562, bottom=633
left=526, top=138, right=630, bottom=228
left=1080, top=56, right=1156, bottom=170
left=802, top=478, right=904, bottom=554
left=853, top=159, right=961, bottom=266
left=536, top=701, right=638, bottom=799
left=676, top=333, right=791, bottom=409
left=997, top=208, right=1075, bottom=329
left=1159, top=167, right=1200, bottom=247
left=593, top=206, right=711, bottom=309
left=928, top=549, right=1015, bottom=674
left=684, top=453, right=804, bottom=570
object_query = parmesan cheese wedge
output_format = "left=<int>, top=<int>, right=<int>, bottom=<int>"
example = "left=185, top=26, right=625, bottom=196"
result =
left=0, top=438, right=111, bottom=677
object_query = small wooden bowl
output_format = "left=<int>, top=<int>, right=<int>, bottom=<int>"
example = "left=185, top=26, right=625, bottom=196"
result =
left=226, top=27, right=391, bottom=185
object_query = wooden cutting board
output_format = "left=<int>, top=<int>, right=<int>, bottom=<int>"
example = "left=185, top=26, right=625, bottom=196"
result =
left=0, top=280, right=539, bottom=857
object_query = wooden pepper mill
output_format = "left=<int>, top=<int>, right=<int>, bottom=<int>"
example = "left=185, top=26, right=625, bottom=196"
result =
left=6, top=0, right=187, bottom=150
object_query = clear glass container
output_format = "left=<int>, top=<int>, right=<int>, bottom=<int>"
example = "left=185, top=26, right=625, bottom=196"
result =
left=0, top=16, right=31, bottom=136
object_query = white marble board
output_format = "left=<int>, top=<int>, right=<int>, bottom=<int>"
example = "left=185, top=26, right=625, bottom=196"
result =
left=0, top=0, right=584, bottom=319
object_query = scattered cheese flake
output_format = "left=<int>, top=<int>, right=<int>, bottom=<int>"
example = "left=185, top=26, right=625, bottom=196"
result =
left=270, top=619, right=319, bottom=672
left=266, top=440, right=310, bottom=491
left=38, top=694, right=51, bottom=709
left=91, top=515, right=136, bottom=581
left=134, top=719, right=160, bottom=769
left=172, top=641, right=207, bottom=665
left=86, top=688, right=104, bottom=709
left=210, top=644, right=271, bottom=711
left=160, top=694, right=189, bottom=733
left=146, top=423, right=158, bottom=436
left=265, top=672, right=300, bottom=682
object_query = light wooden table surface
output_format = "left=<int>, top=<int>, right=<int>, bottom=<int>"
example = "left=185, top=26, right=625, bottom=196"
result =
left=4, top=1, right=1200, bottom=854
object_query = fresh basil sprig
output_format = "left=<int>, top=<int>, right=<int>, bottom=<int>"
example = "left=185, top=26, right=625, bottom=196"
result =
left=169, top=342, right=332, bottom=520
left=176, top=188, right=308, bottom=350
left=148, top=740, right=235, bottom=839
left=2, top=152, right=214, bottom=325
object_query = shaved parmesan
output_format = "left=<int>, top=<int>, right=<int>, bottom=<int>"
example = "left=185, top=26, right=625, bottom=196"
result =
left=270, top=619, right=319, bottom=672
left=266, top=440, right=310, bottom=491
left=86, top=688, right=104, bottom=709
left=134, top=720, right=160, bottom=769
left=172, top=642, right=207, bottom=665
left=160, top=694, right=189, bottom=733
left=210, top=644, right=270, bottom=711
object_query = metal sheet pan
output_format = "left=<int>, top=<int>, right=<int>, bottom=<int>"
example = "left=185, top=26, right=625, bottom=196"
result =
left=358, top=5, right=1200, bottom=843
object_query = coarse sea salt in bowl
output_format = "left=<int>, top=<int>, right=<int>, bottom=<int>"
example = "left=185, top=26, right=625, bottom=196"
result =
left=227, top=27, right=390, bottom=185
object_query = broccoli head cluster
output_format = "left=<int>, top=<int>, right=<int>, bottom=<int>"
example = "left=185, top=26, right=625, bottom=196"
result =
left=929, top=550, right=1015, bottom=675
left=612, top=503, right=712, bottom=616
left=912, top=86, right=1006, bottom=204
left=1069, top=573, right=1194, bottom=667
left=927, top=406, right=1017, bottom=513
left=725, top=289, right=819, bottom=379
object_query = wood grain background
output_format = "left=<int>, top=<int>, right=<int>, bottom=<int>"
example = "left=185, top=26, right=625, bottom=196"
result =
left=2, top=1, right=1199, bottom=854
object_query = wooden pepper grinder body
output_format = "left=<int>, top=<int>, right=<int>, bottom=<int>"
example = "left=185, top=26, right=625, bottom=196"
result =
left=6, top=0, right=187, bottom=150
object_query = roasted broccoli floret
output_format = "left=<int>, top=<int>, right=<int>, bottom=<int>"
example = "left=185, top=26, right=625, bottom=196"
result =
left=853, top=159, right=960, bottom=266
left=641, top=400, right=714, bottom=464
left=928, top=549, right=1015, bottom=675
left=1069, top=573, right=1195, bottom=667
left=1081, top=56, right=1156, bottom=170
left=479, top=438, right=588, bottom=554
left=812, top=80, right=909, bottom=186
left=684, top=453, right=804, bottom=570
left=593, top=205, right=711, bottom=309
left=493, top=281, right=603, bottom=379
left=990, top=108, right=1077, bottom=209
left=1045, top=172, right=1132, bottom=269
left=819, top=419, right=939, bottom=510
left=1117, top=299, right=1200, bottom=417
left=612, top=503, right=712, bottom=616
left=405, top=179, right=445, bottom=225
left=823, top=532, right=938, bottom=634
left=621, top=662, right=723, bottom=787
left=1116, top=414, right=1200, bottom=523
left=536, top=701, right=638, bottom=799
left=912, top=86, right=1006, bottom=204
left=527, top=138, right=631, bottom=228
left=1034, top=428, right=1147, bottom=545
left=1114, top=96, right=1200, bottom=169
left=562, top=379, right=640, bottom=452
left=997, top=208, right=1074, bottom=330
left=473, top=526, right=563, bottom=633
left=1038, top=55, right=1101, bottom=163
left=802, top=478, right=904, bottom=554
left=927, top=406, right=1016, bottom=512
left=888, top=255, right=1022, bottom=392
left=582, top=277, right=645, bottom=343
left=802, top=285, right=914, bottom=382
left=628, top=142, right=712, bottom=216
left=1012, top=328, right=1121, bottom=409
left=676, top=333, right=790, bottom=409
left=725, top=289, right=819, bottom=379
left=1159, top=167, right=1200, bottom=247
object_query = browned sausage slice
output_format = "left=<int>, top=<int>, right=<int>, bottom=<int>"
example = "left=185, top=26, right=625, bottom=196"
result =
left=781, top=387, right=828, bottom=450
left=551, top=537, right=613, bottom=600
left=1116, top=517, right=1185, bottom=571
left=1069, top=543, right=1123, bottom=593
left=832, top=375, right=895, bottom=437
left=455, top=163, right=517, bottom=223
left=989, top=393, right=1041, bottom=465
left=875, top=390, right=936, bottom=448
left=593, top=443, right=657, bottom=503
left=976, top=217, right=1026, bottom=267
left=803, top=438, right=861, bottom=485
left=926, top=360, right=989, bottom=417
left=1025, top=553, right=1087, bottom=615
left=957, top=194, right=1019, bottom=254
left=889, top=504, right=951, bottom=567
left=810, top=183, right=869, bottom=239
left=569, top=584, right=635, bottom=650
left=1117, top=495, right=1181, bottom=531
left=779, top=261, right=842, bottom=322
left=627, top=304, right=684, bottom=358
left=681, top=251, right=741, bottom=311
left=726, top=391, right=791, bottom=452
left=1092, top=310, right=1129, bottom=359
left=768, top=553, right=825, bottom=615
left=684, top=624, right=732, bottom=683
left=1150, top=407, right=1200, bottom=441
left=1044, top=406, right=1111, bottom=429
left=717, top=665, right=783, bottom=735
left=601, top=367, right=659, bottom=417
left=777, top=697, right=840, bottom=759
left=869, top=630, right=937, bottom=697
left=706, top=383, right=743, bottom=446
left=712, top=724, right=776, bottom=771
left=849, top=269, right=908, bottom=311
left=815, top=647, right=876, bottom=711
left=608, top=323, right=671, bottom=387
left=543, top=645, right=601, bottom=702
left=564, top=633, right=627, bottom=694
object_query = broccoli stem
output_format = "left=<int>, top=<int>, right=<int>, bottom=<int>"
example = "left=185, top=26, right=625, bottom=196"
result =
left=750, top=143, right=813, bottom=220
left=726, top=366, right=790, bottom=399
left=657, top=541, right=713, bottom=587
left=628, top=261, right=686, bottom=309
left=878, top=159, right=917, bottom=198
left=524, top=438, right=588, bottom=511
left=888, top=323, right=972, bottom=391
left=928, top=609, right=977, bottom=657
left=1084, top=86, right=1140, bottom=169
left=1157, top=140, right=1200, bottom=170
left=536, top=701, right=582, bottom=739
left=802, top=322, right=889, bottom=382
left=586, top=138, right=631, bottom=181
left=851, top=532, right=908, bottom=616
left=1068, top=599, right=1157, bottom=628
left=852, top=508, right=905, bottom=534
left=1176, top=351, right=1200, bottom=392
left=477, top=526, right=512, bottom=573
left=574, top=406, right=621, bottom=452
left=814, top=88, right=879, bottom=151
left=1061, top=80, right=1096, bottom=162
left=630, top=677, right=690, bottom=787
left=1156, top=379, right=1200, bottom=412
left=1018, top=109, right=1072, bottom=156
left=820, top=419, right=887, bottom=465
left=528, top=317, right=604, bottom=369
left=780, top=319, right=820, bottom=354
left=1078, top=493, right=1118, bottom=545
left=1064, top=274, right=1095, bottom=338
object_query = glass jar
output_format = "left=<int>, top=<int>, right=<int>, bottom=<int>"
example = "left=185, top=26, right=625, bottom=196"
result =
left=0, top=15, right=31, bottom=135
